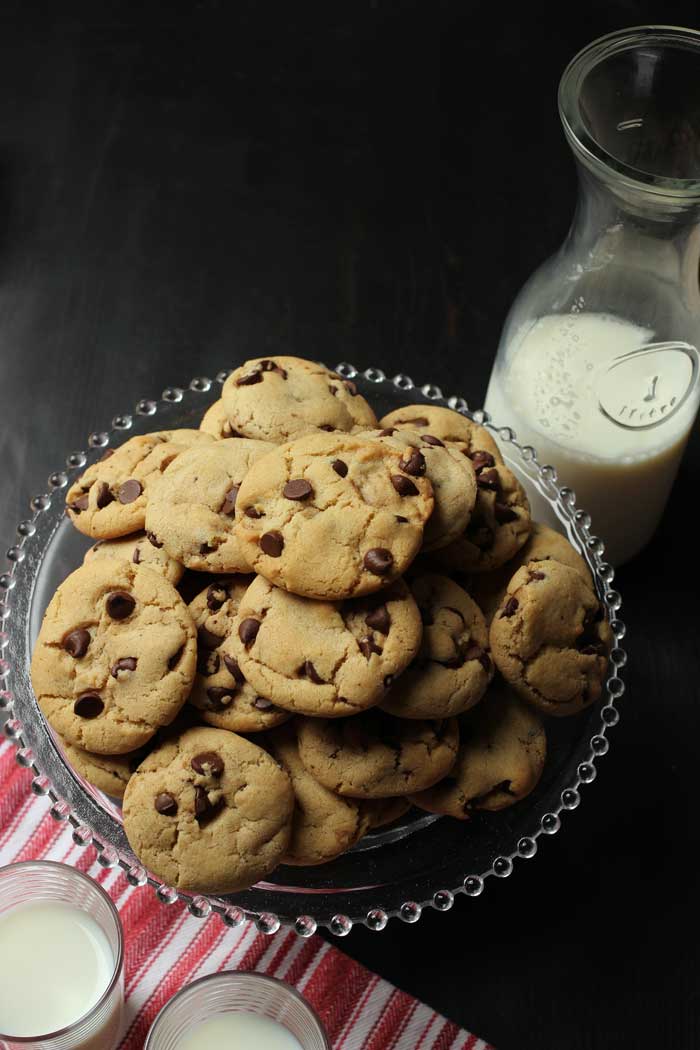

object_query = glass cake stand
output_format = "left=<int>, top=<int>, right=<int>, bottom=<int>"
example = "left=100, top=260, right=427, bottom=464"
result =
left=0, top=364, right=627, bottom=938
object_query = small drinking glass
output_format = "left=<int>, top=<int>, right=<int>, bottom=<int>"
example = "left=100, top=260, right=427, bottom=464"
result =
left=144, top=972, right=329, bottom=1050
left=0, top=861, right=124, bottom=1050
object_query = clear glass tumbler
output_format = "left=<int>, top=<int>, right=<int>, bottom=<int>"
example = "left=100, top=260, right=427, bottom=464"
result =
left=484, top=25, right=700, bottom=565
left=144, top=972, right=329, bottom=1050
left=0, top=862, right=124, bottom=1050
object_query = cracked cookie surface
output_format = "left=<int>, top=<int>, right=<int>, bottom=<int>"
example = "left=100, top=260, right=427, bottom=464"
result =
left=222, top=356, right=377, bottom=442
left=123, top=726, right=294, bottom=893
left=187, top=577, right=291, bottom=733
left=381, top=574, right=492, bottom=719
left=431, top=460, right=531, bottom=573
left=468, top=522, right=592, bottom=625
left=83, top=530, right=185, bottom=585
left=268, top=721, right=368, bottom=866
left=146, top=439, right=274, bottom=572
left=30, top=558, right=197, bottom=754
left=65, top=430, right=215, bottom=539
left=410, top=681, right=546, bottom=817
left=378, top=404, right=503, bottom=461
left=359, top=429, right=477, bottom=551
left=297, top=711, right=459, bottom=798
left=234, top=432, right=434, bottom=599
left=230, top=575, right=423, bottom=717
left=489, top=559, right=613, bottom=716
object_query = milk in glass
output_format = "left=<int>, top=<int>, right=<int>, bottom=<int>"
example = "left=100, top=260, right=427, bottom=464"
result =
left=175, top=1012, right=304, bottom=1049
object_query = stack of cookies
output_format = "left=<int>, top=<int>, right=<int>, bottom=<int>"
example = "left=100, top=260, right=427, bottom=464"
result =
left=30, top=356, right=612, bottom=895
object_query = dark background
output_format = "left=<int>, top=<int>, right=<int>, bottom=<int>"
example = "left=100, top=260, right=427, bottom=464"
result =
left=1, top=3, right=698, bottom=1048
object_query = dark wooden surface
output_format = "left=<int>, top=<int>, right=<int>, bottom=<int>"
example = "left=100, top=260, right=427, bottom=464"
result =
left=1, top=4, right=698, bottom=1047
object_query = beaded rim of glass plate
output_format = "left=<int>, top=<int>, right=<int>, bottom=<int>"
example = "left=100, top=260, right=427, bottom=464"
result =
left=0, top=363, right=627, bottom=939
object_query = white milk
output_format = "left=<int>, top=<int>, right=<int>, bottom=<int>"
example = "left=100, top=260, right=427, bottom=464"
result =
left=484, top=312, right=698, bottom=565
left=0, top=900, right=115, bottom=1038
left=175, top=1012, right=304, bottom=1050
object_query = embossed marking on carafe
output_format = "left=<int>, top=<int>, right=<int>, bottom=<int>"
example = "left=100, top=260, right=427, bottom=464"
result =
left=597, top=341, right=699, bottom=431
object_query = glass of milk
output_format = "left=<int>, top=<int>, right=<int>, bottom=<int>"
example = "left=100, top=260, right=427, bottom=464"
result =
left=484, top=26, right=700, bottom=566
left=144, top=972, right=329, bottom=1050
left=0, top=861, right=124, bottom=1050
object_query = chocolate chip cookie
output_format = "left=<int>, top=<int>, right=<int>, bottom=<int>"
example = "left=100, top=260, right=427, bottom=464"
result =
left=83, top=531, right=185, bottom=585
left=378, top=404, right=502, bottom=461
left=297, top=711, right=460, bottom=798
left=187, top=577, right=291, bottom=733
left=199, top=399, right=238, bottom=439
left=489, top=559, right=613, bottom=716
left=410, top=682, right=546, bottom=817
left=145, top=439, right=274, bottom=573
left=268, top=722, right=368, bottom=866
left=234, top=432, right=434, bottom=599
left=30, top=558, right=197, bottom=754
left=381, top=574, right=492, bottom=719
left=65, top=430, right=215, bottom=539
left=431, top=461, right=531, bottom=573
left=469, top=522, right=592, bottom=625
left=360, top=429, right=477, bottom=551
left=222, top=356, right=377, bottom=443
left=59, top=736, right=141, bottom=800
left=230, top=575, right=423, bottom=717
left=123, top=726, right=294, bottom=893
left=360, top=796, right=411, bottom=829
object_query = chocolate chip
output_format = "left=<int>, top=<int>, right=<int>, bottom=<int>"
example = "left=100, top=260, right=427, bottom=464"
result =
left=205, top=686, right=235, bottom=709
left=155, top=792, right=178, bottom=816
left=106, top=591, right=135, bottom=620
left=384, top=675, right=394, bottom=689
left=364, top=548, right=393, bottom=575
left=236, top=360, right=287, bottom=386
left=395, top=515, right=408, bottom=523
left=399, top=449, right=426, bottom=476
left=328, top=384, right=338, bottom=396
left=260, top=531, right=284, bottom=557
left=236, top=369, right=263, bottom=386
left=318, top=424, right=335, bottom=431
left=146, top=531, right=163, bottom=548
left=118, top=479, right=142, bottom=504
left=198, top=626, right=224, bottom=651
left=194, top=785, right=219, bottom=822
left=283, top=479, right=313, bottom=500
left=167, top=646, right=184, bottom=670
left=198, top=650, right=220, bottom=676
left=244, top=506, right=263, bottom=519
left=73, top=693, right=104, bottom=719
left=378, top=427, right=396, bottom=437
left=469, top=450, right=496, bottom=473
left=300, top=660, right=325, bottom=684
left=494, top=502, right=519, bottom=524
left=477, top=468, right=500, bottom=491
left=421, top=434, right=444, bottom=447
left=253, top=696, right=274, bottom=710
left=63, top=628, right=91, bottom=658
left=501, top=597, right=519, bottom=618
left=132, top=547, right=141, bottom=564
left=191, top=751, right=224, bottom=777
left=344, top=379, right=358, bottom=396
left=528, top=569, right=546, bottom=581
left=99, top=448, right=115, bottom=461
left=239, top=618, right=261, bottom=647
left=111, top=656, right=137, bottom=677
left=359, top=635, right=383, bottom=659
left=220, top=486, right=239, bottom=516
left=332, top=459, right=348, bottom=477
left=260, top=359, right=287, bottom=378
left=365, top=604, right=391, bottom=634
left=391, top=474, right=419, bottom=496
left=206, top=584, right=229, bottom=611
left=199, top=541, right=217, bottom=555
left=69, top=494, right=89, bottom=513
left=223, top=655, right=246, bottom=684
left=96, top=482, right=114, bottom=509
left=464, top=645, right=491, bottom=673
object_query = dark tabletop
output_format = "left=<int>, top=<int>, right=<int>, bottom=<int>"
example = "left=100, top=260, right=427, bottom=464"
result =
left=1, top=3, right=698, bottom=1048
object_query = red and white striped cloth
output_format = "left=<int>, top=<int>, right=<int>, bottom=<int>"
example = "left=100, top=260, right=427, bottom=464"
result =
left=0, top=739, right=491, bottom=1049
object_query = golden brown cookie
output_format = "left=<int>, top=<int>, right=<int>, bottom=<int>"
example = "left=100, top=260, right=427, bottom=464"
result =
left=297, top=711, right=459, bottom=798
left=230, top=575, right=423, bottom=717
left=222, top=356, right=377, bottom=442
left=360, top=796, right=412, bottom=829
left=187, top=578, right=291, bottom=733
left=410, top=682, right=546, bottom=817
left=489, top=560, right=612, bottom=716
left=83, top=531, right=185, bottom=585
left=123, top=726, right=294, bottom=893
left=59, top=737, right=140, bottom=800
left=30, top=559, right=197, bottom=754
left=234, top=432, right=434, bottom=599
left=199, top=399, right=238, bottom=439
left=65, top=430, right=215, bottom=539
left=381, top=574, right=492, bottom=719
left=378, top=404, right=502, bottom=461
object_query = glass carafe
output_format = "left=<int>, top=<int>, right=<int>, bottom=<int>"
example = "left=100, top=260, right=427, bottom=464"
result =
left=484, top=26, right=700, bottom=566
